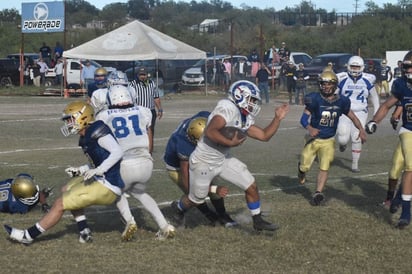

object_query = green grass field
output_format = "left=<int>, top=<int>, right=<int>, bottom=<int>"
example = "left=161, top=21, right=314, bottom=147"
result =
left=0, top=93, right=409, bottom=274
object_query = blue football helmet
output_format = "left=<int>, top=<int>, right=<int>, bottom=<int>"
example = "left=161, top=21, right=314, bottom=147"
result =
left=229, top=80, right=261, bottom=117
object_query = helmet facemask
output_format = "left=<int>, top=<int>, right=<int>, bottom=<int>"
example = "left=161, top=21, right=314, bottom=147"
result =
left=347, top=56, right=364, bottom=78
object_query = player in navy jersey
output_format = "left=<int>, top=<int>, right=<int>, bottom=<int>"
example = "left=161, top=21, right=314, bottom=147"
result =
left=4, top=101, right=126, bottom=244
left=0, top=173, right=51, bottom=214
left=164, top=111, right=236, bottom=227
left=366, top=51, right=412, bottom=229
left=298, top=70, right=367, bottom=205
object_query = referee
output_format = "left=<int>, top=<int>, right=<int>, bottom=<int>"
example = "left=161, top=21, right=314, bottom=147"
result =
left=129, top=67, right=164, bottom=152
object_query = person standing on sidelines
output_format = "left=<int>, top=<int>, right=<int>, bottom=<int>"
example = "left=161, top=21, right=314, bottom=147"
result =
left=129, top=67, right=163, bottom=152
left=256, top=62, right=271, bottom=104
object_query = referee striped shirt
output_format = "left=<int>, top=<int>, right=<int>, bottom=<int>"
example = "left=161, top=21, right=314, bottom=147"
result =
left=129, top=79, right=159, bottom=110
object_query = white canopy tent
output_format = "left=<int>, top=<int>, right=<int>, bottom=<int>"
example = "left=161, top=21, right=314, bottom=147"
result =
left=63, top=20, right=207, bottom=94
left=63, top=20, right=206, bottom=61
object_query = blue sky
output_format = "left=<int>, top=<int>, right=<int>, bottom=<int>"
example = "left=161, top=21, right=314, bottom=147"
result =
left=1, top=0, right=399, bottom=13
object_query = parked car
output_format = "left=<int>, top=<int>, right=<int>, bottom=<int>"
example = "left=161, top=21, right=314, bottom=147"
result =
left=7, top=53, right=40, bottom=64
left=268, top=52, right=312, bottom=80
left=0, top=58, right=20, bottom=86
left=305, top=53, right=353, bottom=84
left=125, top=59, right=198, bottom=89
left=181, top=55, right=248, bottom=87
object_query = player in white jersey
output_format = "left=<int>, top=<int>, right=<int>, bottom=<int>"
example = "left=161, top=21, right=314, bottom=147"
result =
left=170, top=80, right=290, bottom=231
left=97, top=85, right=175, bottom=240
left=90, top=70, right=134, bottom=115
left=336, top=56, right=380, bottom=172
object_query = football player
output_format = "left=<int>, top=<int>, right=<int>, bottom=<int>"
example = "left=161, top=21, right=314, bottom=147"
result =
left=298, top=70, right=367, bottom=205
left=0, top=173, right=51, bottom=214
left=164, top=111, right=237, bottom=227
left=97, top=85, right=176, bottom=240
left=336, top=55, right=380, bottom=172
left=4, top=101, right=126, bottom=244
left=87, top=67, right=108, bottom=98
left=366, top=50, right=412, bottom=229
left=170, top=80, right=289, bottom=231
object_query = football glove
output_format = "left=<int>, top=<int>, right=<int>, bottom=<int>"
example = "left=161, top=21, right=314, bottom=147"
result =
left=41, top=186, right=54, bottom=198
left=84, top=167, right=104, bottom=181
left=41, top=203, right=51, bottom=213
left=390, top=117, right=399, bottom=130
left=365, top=120, right=377, bottom=134
left=65, top=165, right=89, bottom=177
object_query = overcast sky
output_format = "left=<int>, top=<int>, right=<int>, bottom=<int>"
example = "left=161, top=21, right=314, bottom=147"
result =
left=1, top=0, right=399, bottom=13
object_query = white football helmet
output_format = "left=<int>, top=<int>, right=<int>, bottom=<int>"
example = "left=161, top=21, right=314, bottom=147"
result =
left=108, top=85, right=134, bottom=107
left=347, top=56, right=364, bottom=78
left=228, top=80, right=261, bottom=117
left=107, top=70, right=128, bottom=86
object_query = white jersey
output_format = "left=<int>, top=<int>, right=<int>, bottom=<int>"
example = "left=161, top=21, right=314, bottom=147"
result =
left=191, top=98, right=255, bottom=167
left=336, top=72, right=379, bottom=114
left=96, top=106, right=152, bottom=158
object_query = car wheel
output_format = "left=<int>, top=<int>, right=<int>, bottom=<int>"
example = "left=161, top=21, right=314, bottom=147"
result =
left=0, top=77, right=12, bottom=87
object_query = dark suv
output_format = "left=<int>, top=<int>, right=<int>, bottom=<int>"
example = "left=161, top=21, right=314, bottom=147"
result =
left=0, top=58, right=20, bottom=86
left=305, top=53, right=353, bottom=84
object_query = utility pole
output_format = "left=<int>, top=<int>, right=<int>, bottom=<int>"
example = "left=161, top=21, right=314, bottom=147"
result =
left=354, top=0, right=361, bottom=14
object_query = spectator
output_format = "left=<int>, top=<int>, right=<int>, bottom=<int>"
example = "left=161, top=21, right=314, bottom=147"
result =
left=265, top=44, right=279, bottom=66
left=54, top=58, right=64, bottom=86
left=278, top=42, right=290, bottom=65
left=285, top=60, right=296, bottom=104
left=80, top=60, right=97, bottom=93
left=256, top=62, right=271, bottom=104
left=248, top=48, right=260, bottom=77
left=233, top=57, right=248, bottom=81
left=222, top=58, right=232, bottom=90
left=53, top=42, right=64, bottom=65
left=30, top=60, right=41, bottom=87
left=37, top=58, right=49, bottom=86
left=39, top=42, right=51, bottom=66
left=293, top=63, right=310, bottom=105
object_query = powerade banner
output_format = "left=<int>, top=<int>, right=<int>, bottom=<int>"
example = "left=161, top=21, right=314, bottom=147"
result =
left=21, top=2, right=65, bottom=33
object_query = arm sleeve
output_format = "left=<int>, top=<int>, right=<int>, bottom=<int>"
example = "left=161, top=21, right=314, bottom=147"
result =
left=369, top=87, right=380, bottom=116
left=96, top=134, right=123, bottom=173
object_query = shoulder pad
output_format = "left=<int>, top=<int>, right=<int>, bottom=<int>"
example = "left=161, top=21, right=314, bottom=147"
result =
left=91, top=121, right=112, bottom=139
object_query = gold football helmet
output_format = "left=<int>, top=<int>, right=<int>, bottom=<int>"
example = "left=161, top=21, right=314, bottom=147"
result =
left=187, top=117, right=207, bottom=144
left=11, top=173, right=39, bottom=205
left=61, top=101, right=95, bottom=137
left=94, top=67, right=108, bottom=77
left=318, top=70, right=338, bottom=97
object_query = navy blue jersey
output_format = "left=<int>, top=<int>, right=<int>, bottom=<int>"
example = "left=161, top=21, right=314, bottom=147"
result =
left=305, top=93, right=351, bottom=139
left=391, top=77, right=412, bottom=131
left=164, top=111, right=210, bottom=168
left=79, top=120, right=124, bottom=189
left=0, top=179, right=35, bottom=214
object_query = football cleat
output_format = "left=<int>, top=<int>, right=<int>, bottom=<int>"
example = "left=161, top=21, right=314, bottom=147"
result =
left=298, top=162, right=306, bottom=184
left=311, top=191, right=325, bottom=206
left=155, top=224, right=176, bottom=240
left=339, top=144, right=347, bottom=152
left=396, top=219, right=410, bottom=230
left=121, top=220, right=137, bottom=241
left=217, top=213, right=238, bottom=228
left=4, top=225, right=33, bottom=245
left=79, top=228, right=93, bottom=244
left=252, top=214, right=279, bottom=231
left=170, top=201, right=185, bottom=227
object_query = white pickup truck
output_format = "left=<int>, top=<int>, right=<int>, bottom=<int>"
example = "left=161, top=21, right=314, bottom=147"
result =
left=45, top=59, right=115, bottom=88
left=268, top=52, right=312, bottom=80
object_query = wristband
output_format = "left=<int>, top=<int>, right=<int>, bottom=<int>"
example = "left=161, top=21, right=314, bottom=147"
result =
left=300, top=112, right=310, bottom=128
left=210, top=185, right=218, bottom=193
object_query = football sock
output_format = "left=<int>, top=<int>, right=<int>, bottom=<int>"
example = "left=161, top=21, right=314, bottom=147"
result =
left=211, top=198, right=226, bottom=215
left=197, top=202, right=212, bottom=215
left=386, top=190, right=395, bottom=201
left=132, top=193, right=169, bottom=229
left=116, top=194, right=135, bottom=224
left=75, top=215, right=89, bottom=232
left=27, top=222, right=45, bottom=239
left=400, top=197, right=411, bottom=221
left=247, top=200, right=261, bottom=216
